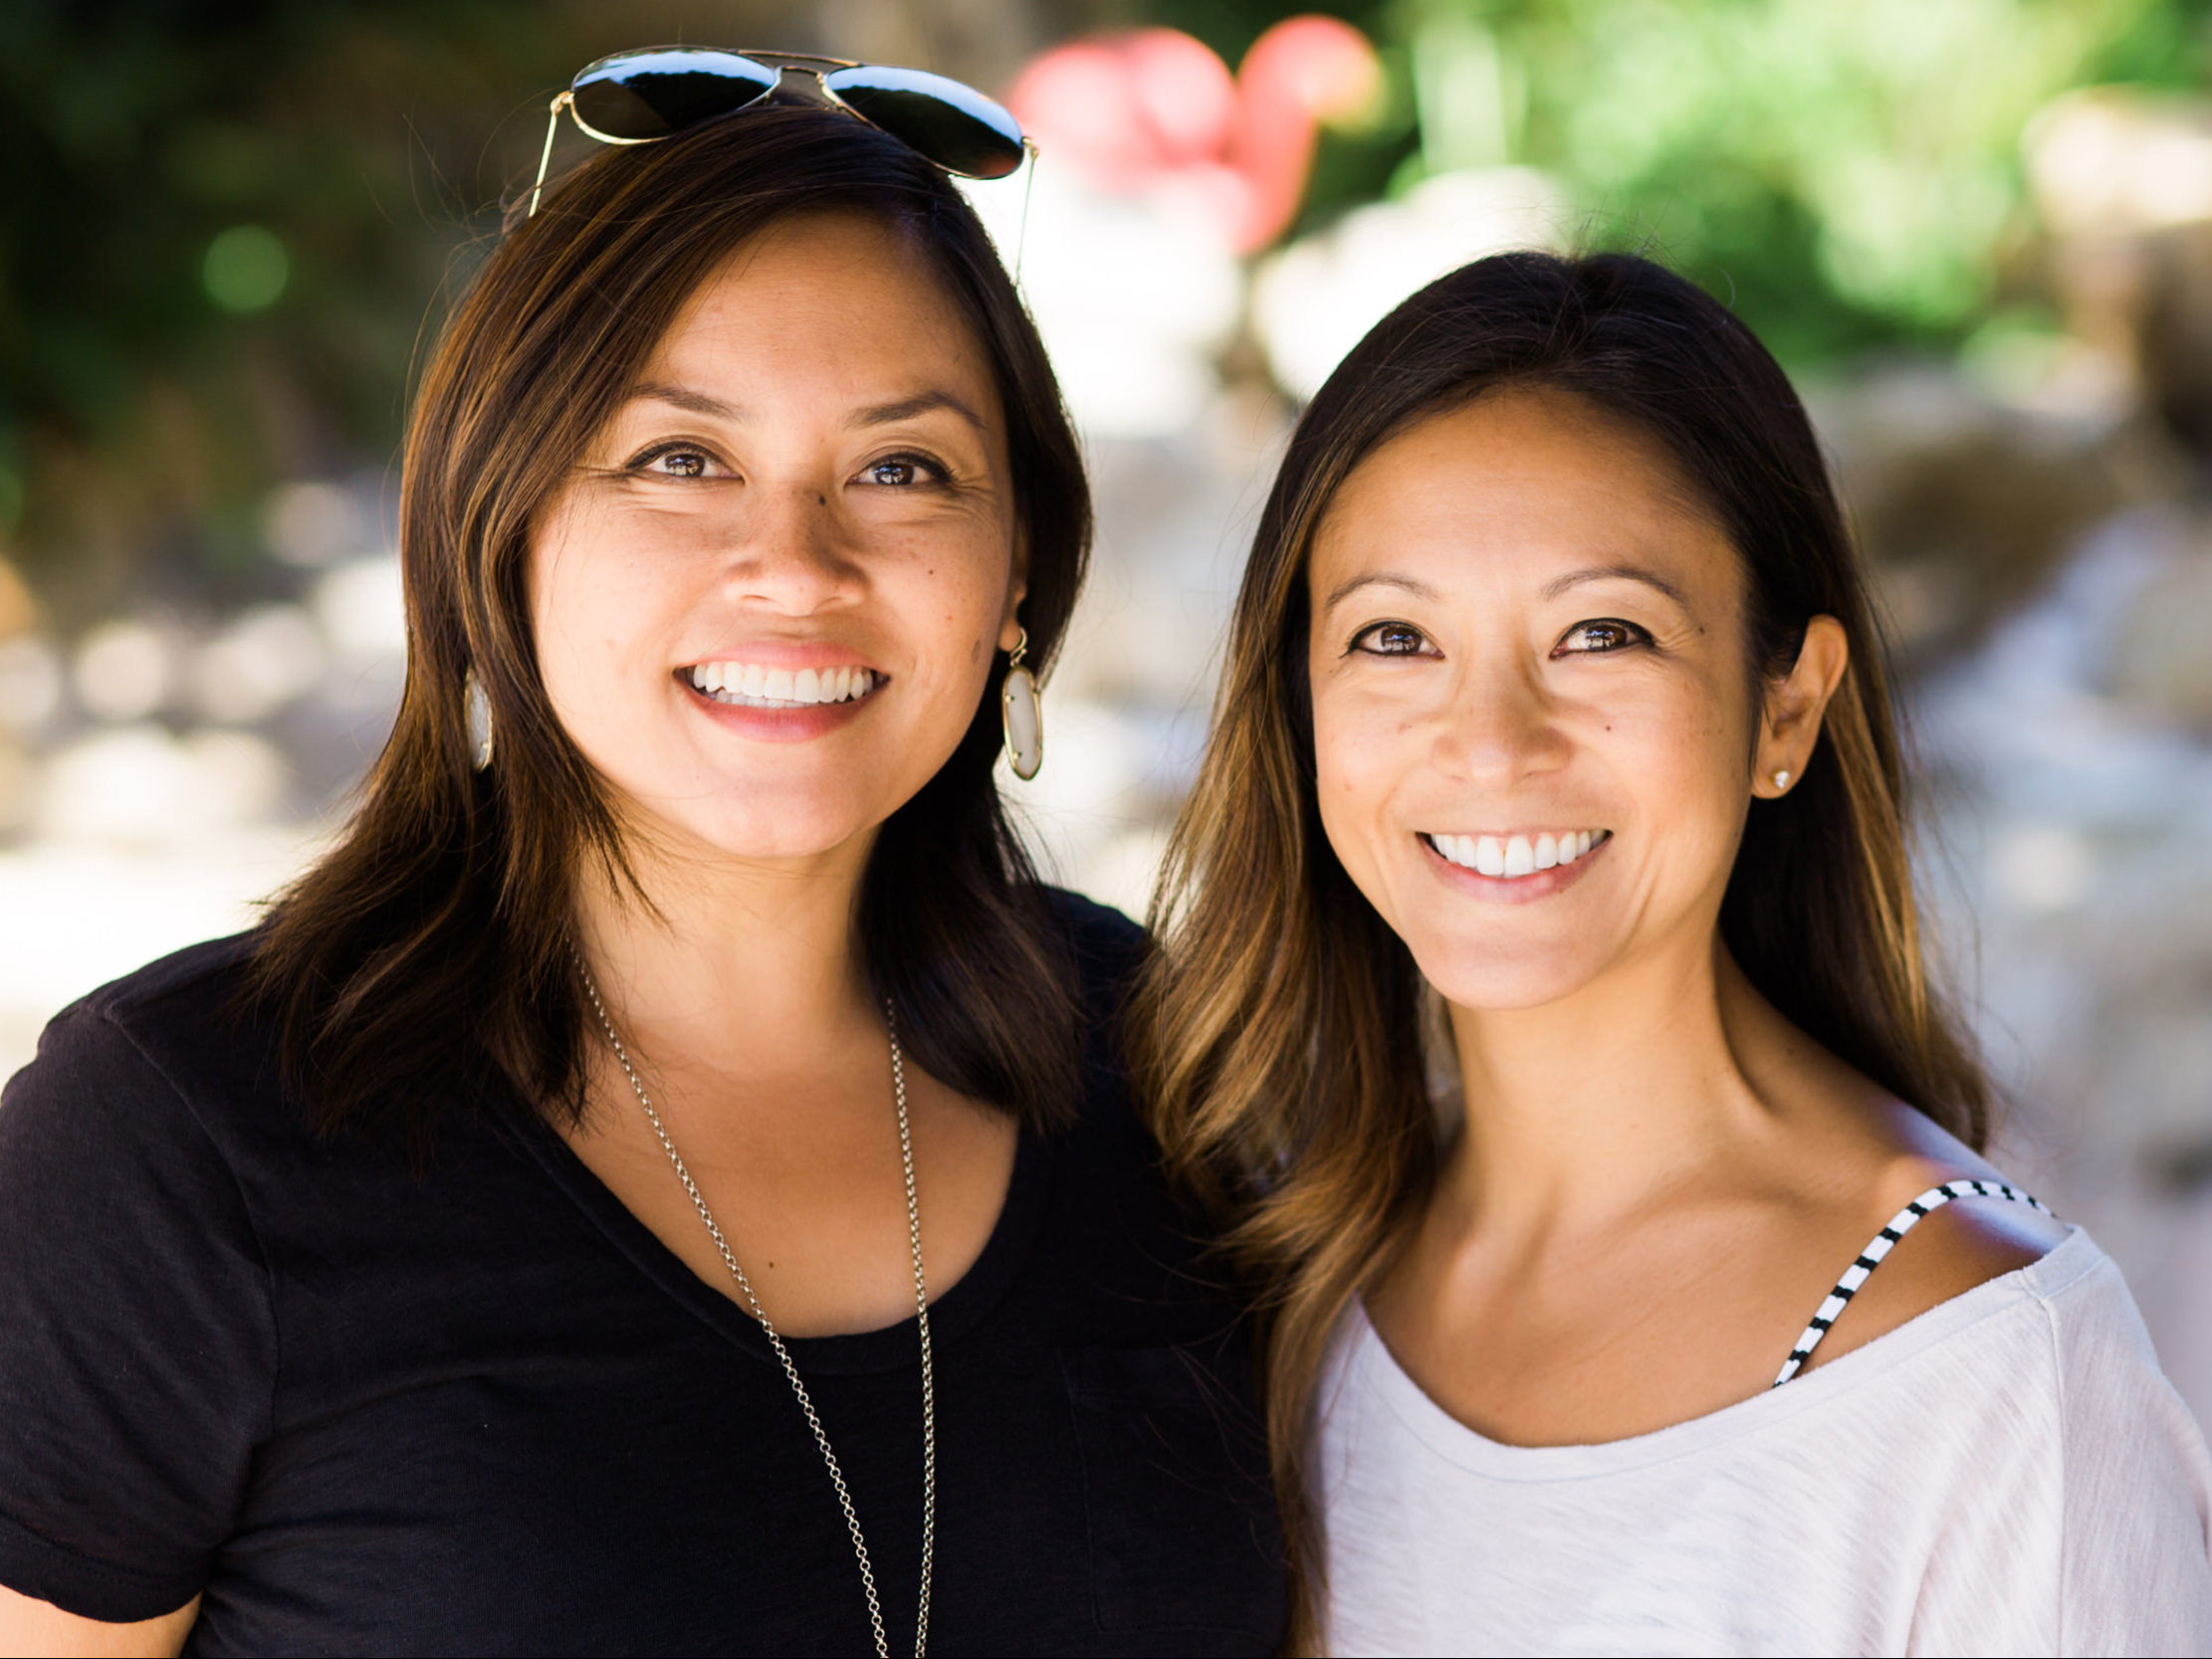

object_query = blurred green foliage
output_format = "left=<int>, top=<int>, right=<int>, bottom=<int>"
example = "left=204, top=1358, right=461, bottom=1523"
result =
left=0, top=0, right=597, bottom=613
left=1164, top=0, right=2212, bottom=363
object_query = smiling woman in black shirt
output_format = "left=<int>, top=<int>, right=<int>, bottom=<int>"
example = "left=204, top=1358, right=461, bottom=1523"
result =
left=0, top=60, right=1282, bottom=1658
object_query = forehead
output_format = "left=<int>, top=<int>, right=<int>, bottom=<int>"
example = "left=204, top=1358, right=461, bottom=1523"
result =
left=1311, top=386, right=1729, bottom=585
left=645, top=209, right=999, bottom=411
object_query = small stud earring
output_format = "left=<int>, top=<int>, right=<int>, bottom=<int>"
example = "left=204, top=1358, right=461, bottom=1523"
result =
left=1000, top=628, right=1042, bottom=780
left=1771, top=768, right=1791, bottom=791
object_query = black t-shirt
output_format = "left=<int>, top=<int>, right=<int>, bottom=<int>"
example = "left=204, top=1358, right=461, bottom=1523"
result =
left=0, top=892, right=1283, bottom=1655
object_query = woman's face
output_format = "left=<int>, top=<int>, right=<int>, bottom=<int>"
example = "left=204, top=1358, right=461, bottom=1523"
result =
left=530, top=210, right=1024, bottom=868
left=1305, top=387, right=1809, bottom=1012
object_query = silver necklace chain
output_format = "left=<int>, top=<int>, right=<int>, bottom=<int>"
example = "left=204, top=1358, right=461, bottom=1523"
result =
left=575, top=959, right=936, bottom=1658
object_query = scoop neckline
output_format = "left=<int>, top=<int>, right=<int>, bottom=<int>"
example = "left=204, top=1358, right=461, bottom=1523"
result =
left=1340, top=1223, right=2095, bottom=1479
left=511, top=1102, right=1051, bottom=1375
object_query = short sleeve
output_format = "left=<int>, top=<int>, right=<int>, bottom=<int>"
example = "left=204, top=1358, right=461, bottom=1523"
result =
left=2053, top=1269, right=2212, bottom=1656
left=1041, top=887, right=1146, bottom=1041
left=0, top=1002, right=276, bottom=1621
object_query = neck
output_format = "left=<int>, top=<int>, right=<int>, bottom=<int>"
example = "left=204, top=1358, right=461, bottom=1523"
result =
left=1441, top=935, right=1802, bottom=1235
left=571, top=824, right=882, bottom=1082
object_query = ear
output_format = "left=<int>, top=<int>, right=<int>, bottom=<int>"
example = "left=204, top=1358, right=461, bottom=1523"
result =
left=998, top=527, right=1030, bottom=656
left=1753, top=615, right=1849, bottom=798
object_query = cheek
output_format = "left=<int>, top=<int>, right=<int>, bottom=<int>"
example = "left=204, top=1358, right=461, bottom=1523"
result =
left=1590, top=669, right=1754, bottom=872
left=526, top=505, right=693, bottom=735
left=1308, top=679, right=1407, bottom=880
left=525, top=521, right=590, bottom=689
left=888, top=543, right=1010, bottom=678
left=529, top=522, right=622, bottom=693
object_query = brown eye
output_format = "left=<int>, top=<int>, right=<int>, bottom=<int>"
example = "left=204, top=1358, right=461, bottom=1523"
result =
left=1352, top=621, right=1429, bottom=657
left=1557, top=619, right=1649, bottom=655
left=860, top=454, right=947, bottom=488
left=644, top=448, right=710, bottom=478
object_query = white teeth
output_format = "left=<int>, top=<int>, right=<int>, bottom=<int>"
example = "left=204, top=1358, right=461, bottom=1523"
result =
left=687, top=663, right=879, bottom=708
left=1429, top=830, right=1608, bottom=879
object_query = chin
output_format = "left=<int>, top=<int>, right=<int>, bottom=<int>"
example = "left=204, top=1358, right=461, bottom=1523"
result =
left=636, top=787, right=879, bottom=866
left=1408, top=935, right=1605, bottom=1014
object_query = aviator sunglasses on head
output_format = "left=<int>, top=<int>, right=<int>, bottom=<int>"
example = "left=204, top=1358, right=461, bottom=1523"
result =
left=528, top=47, right=1031, bottom=217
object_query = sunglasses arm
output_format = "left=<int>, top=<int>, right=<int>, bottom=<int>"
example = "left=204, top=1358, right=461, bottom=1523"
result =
left=527, top=91, right=574, bottom=220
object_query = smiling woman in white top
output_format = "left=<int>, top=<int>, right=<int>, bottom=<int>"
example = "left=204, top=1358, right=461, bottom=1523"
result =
left=1133, top=249, right=2212, bottom=1656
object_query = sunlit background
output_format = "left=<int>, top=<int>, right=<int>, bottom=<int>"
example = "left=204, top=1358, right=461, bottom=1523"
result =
left=5, top=0, right=2212, bottom=1419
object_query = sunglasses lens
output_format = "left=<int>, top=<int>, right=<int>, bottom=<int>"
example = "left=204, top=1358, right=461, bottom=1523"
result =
left=821, top=65, right=1025, bottom=179
left=570, top=49, right=779, bottom=141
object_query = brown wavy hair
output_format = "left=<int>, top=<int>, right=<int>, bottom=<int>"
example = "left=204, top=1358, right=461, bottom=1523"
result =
left=1129, top=250, right=1989, bottom=1650
left=250, top=104, right=1091, bottom=1160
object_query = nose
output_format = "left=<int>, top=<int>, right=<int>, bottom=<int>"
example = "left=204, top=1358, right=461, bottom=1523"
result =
left=720, top=484, right=865, bottom=614
left=1433, top=650, right=1570, bottom=786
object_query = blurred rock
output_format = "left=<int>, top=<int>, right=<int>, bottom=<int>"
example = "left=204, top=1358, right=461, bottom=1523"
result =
left=1911, top=505, right=2212, bottom=1425
left=2108, top=521, right=2212, bottom=736
left=0, top=743, right=29, bottom=835
left=1062, top=414, right=1281, bottom=711
left=959, top=161, right=1244, bottom=439
left=0, top=638, right=64, bottom=737
left=1252, top=167, right=1568, bottom=400
left=189, top=602, right=327, bottom=725
left=2027, top=87, right=2212, bottom=460
left=312, top=555, right=407, bottom=670
left=73, top=617, right=179, bottom=723
left=34, top=725, right=289, bottom=849
left=1811, top=366, right=2134, bottom=668
left=263, top=480, right=375, bottom=569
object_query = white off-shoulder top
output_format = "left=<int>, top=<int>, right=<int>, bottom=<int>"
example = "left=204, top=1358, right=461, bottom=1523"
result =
left=1314, top=1226, right=2212, bottom=1656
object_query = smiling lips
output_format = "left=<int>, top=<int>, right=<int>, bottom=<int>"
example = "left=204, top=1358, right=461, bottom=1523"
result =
left=1424, top=829, right=1611, bottom=880
left=686, top=662, right=880, bottom=710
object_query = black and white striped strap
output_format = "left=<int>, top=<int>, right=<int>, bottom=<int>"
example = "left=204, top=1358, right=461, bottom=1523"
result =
left=1772, top=1179, right=2056, bottom=1387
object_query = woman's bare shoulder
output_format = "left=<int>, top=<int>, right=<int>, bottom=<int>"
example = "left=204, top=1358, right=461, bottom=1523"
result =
left=1796, top=1104, right=2070, bottom=1375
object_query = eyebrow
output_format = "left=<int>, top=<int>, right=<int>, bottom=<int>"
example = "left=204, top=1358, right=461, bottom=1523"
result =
left=628, top=380, right=743, bottom=421
left=1541, top=563, right=1690, bottom=606
left=1322, top=571, right=1443, bottom=611
left=623, top=380, right=986, bottom=433
left=853, top=391, right=988, bottom=433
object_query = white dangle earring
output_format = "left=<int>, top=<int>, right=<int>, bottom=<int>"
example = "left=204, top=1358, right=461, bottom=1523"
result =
left=1000, top=628, right=1042, bottom=780
left=466, top=673, right=495, bottom=770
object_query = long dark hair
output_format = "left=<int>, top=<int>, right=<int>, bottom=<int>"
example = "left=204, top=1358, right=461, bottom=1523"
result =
left=1129, top=249, right=1989, bottom=1649
left=251, top=105, right=1091, bottom=1159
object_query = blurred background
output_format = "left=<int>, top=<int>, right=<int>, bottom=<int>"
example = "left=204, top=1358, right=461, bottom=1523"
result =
left=5, top=0, right=2212, bottom=1416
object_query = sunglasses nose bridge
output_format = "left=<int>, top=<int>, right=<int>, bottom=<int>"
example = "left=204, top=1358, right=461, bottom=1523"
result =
left=770, top=64, right=835, bottom=102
